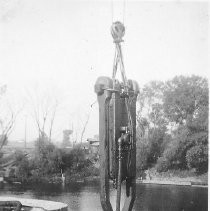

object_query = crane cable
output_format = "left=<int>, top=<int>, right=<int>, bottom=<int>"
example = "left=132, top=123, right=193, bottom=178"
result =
left=111, top=0, right=126, bottom=24
left=123, top=0, right=126, bottom=24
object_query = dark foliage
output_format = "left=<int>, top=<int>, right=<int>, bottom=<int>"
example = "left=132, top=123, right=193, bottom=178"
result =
left=137, top=75, right=208, bottom=174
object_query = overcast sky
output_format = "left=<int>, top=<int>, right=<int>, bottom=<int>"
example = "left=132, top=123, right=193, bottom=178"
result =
left=0, top=0, right=209, bottom=143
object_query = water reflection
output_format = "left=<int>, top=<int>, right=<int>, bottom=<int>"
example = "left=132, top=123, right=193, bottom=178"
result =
left=134, top=184, right=208, bottom=211
left=0, top=182, right=207, bottom=211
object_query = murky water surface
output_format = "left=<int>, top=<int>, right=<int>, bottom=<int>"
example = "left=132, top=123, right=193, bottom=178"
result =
left=0, top=181, right=207, bottom=211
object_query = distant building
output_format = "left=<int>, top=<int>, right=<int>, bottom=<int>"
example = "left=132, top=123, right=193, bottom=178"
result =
left=62, top=129, right=73, bottom=148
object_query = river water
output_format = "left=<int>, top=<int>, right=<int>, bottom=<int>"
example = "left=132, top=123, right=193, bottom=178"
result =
left=0, top=181, right=207, bottom=211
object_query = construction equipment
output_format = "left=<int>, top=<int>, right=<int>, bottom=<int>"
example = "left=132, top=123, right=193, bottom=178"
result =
left=95, top=21, right=139, bottom=211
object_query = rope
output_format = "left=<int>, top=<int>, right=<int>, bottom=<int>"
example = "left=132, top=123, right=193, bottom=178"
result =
left=111, top=0, right=126, bottom=24
left=111, top=0, right=113, bottom=23
left=123, top=0, right=126, bottom=24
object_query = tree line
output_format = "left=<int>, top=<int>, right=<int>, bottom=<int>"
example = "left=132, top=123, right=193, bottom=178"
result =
left=0, top=75, right=208, bottom=183
left=136, top=75, right=208, bottom=174
left=12, top=136, right=98, bottom=183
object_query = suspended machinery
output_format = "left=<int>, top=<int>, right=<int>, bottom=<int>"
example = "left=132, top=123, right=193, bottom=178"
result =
left=95, top=21, right=139, bottom=211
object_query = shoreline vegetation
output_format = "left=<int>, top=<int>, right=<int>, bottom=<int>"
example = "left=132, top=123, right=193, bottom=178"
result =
left=2, top=175, right=208, bottom=188
left=2, top=168, right=207, bottom=188
left=0, top=75, right=208, bottom=189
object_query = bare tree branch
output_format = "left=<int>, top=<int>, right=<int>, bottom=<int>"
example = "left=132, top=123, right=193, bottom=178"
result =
left=0, top=104, right=23, bottom=151
left=80, top=111, right=91, bottom=143
left=49, top=100, right=58, bottom=142
left=25, top=87, right=59, bottom=142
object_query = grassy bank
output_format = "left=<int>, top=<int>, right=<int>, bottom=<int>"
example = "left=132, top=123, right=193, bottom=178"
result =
left=137, top=168, right=208, bottom=186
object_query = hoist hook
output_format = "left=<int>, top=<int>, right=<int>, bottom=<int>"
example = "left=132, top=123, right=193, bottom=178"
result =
left=111, top=21, right=125, bottom=43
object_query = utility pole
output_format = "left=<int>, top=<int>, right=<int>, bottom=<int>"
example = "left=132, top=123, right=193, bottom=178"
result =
left=71, top=123, right=74, bottom=148
left=24, top=115, right=27, bottom=149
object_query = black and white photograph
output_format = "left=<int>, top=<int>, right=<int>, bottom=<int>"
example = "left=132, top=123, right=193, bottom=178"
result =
left=0, top=0, right=208, bottom=210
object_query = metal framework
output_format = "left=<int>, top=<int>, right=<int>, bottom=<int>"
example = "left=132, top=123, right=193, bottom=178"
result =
left=94, top=21, right=139, bottom=211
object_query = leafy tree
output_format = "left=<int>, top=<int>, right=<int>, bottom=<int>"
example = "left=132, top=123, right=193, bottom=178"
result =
left=186, top=145, right=208, bottom=173
left=60, top=150, right=74, bottom=171
left=33, top=137, right=62, bottom=176
left=70, top=145, right=88, bottom=171
left=147, top=127, right=168, bottom=165
left=163, top=75, right=208, bottom=124
left=137, top=80, right=164, bottom=122
left=61, top=144, right=91, bottom=175
left=155, top=75, right=208, bottom=173
left=136, top=80, right=168, bottom=170
left=156, top=125, right=190, bottom=171
left=136, top=137, right=150, bottom=172
left=149, top=103, right=167, bottom=129
left=15, top=150, right=32, bottom=182
left=156, top=156, right=171, bottom=172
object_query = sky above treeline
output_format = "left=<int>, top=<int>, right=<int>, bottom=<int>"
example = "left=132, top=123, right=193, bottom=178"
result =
left=0, top=0, right=208, bottom=143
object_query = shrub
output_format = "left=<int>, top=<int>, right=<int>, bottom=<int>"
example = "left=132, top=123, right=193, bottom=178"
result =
left=136, top=139, right=150, bottom=172
left=15, top=151, right=32, bottom=182
left=155, top=156, right=170, bottom=172
left=186, top=145, right=208, bottom=173
left=34, top=139, right=62, bottom=175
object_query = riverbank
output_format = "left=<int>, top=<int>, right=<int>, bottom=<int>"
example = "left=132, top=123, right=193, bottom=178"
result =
left=137, top=168, right=208, bottom=187
left=2, top=168, right=207, bottom=188
left=1, top=174, right=100, bottom=185
left=136, top=178, right=208, bottom=187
